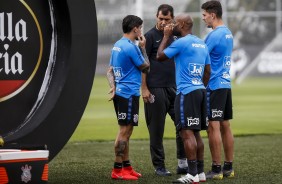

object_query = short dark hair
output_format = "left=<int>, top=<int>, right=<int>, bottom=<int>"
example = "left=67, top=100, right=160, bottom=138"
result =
left=122, top=15, right=143, bottom=33
left=201, top=0, right=222, bottom=19
left=156, top=4, right=174, bottom=18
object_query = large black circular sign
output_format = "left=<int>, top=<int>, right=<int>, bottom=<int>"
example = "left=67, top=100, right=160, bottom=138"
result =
left=0, top=0, right=98, bottom=160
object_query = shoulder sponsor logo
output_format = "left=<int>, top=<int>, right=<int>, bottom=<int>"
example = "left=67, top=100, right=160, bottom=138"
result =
left=112, top=46, right=121, bottom=52
left=212, top=109, right=223, bottom=118
left=192, top=43, right=205, bottom=48
left=118, top=113, right=126, bottom=120
left=187, top=117, right=200, bottom=126
left=225, top=34, right=233, bottom=39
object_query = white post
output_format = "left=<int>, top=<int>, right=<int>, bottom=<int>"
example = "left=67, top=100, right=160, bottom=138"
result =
left=136, top=0, right=143, bottom=32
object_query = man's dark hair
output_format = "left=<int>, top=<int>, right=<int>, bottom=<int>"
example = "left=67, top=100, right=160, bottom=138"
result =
left=156, top=4, right=174, bottom=18
left=122, top=15, right=143, bottom=34
left=201, top=0, right=222, bottom=19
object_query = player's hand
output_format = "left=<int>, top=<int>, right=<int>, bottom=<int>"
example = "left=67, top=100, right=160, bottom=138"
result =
left=138, top=35, right=146, bottom=48
left=108, top=87, right=115, bottom=101
left=163, top=23, right=173, bottom=37
left=142, top=88, right=151, bottom=103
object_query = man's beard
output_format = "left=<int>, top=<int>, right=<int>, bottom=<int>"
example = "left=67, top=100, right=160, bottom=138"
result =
left=173, top=28, right=181, bottom=37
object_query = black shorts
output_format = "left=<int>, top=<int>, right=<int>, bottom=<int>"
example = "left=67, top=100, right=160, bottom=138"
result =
left=175, top=89, right=208, bottom=131
left=207, top=88, right=233, bottom=121
left=113, top=95, right=140, bottom=126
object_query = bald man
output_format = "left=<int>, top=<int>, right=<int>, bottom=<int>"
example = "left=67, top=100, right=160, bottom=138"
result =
left=157, top=14, right=211, bottom=183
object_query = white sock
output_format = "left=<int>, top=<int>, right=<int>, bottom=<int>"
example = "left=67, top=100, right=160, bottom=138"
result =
left=178, top=158, right=188, bottom=168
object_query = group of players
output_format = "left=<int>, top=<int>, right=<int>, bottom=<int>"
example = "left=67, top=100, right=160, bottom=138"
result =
left=107, top=1, right=234, bottom=183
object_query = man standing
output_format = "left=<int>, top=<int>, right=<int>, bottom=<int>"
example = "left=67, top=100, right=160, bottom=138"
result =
left=157, top=14, right=210, bottom=183
left=201, top=0, right=235, bottom=180
left=107, top=15, right=150, bottom=180
left=142, top=4, right=187, bottom=176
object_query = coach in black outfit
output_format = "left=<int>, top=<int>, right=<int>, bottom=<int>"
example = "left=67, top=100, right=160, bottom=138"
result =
left=142, top=4, right=187, bottom=176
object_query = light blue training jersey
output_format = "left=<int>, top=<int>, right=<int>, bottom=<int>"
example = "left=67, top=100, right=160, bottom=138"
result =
left=109, top=37, right=145, bottom=98
left=204, top=25, right=233, bottom=90
left=164, top=34, right=210, bottom=95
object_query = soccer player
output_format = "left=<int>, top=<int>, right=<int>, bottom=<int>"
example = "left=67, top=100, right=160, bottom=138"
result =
left=201, top=0, right=235, bottom=180
left=142, top=4, right=187, bottom=176
left=157, top=14, right=211, bottom=183
left=107, top=15, right=150, bottom=180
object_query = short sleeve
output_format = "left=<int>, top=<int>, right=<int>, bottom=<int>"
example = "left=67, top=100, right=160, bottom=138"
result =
left=205, top=32, right=219, bottom=53
left=128, top=45, right=145, bottom=67
left=163, top=40, right=181, bottom=59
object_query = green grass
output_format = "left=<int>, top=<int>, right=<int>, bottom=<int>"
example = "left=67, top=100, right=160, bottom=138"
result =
left=49, top=76, right=282, bottom=183
left=70, top=76, right=282, bottom=141
left=49, top=135, right=282, bottom=183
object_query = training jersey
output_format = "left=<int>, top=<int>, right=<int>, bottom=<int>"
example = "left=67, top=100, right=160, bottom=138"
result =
left=164, top=34, right=210, bottom=95
left=205, top=25, right=233, bottom=90
left=144, top=27, right=176, bottom=88
left=109, top=37, right=145, bottom=98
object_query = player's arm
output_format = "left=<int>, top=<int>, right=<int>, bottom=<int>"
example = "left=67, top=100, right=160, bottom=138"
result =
left=156, top=24, right=173, bottom=61
left=106, top=66, right=115, bottom=101
left=203, top=64, right=211, bottom=87
left=138, top=35, right=150, bottom=73
left=141, top=33, right=152, bottom=103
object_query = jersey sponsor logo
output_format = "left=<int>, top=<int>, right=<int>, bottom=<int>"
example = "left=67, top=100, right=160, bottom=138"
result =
left=113, top=67, right=122, bottom=78
left=187, top=117, right=199, bottom=126
left=212, top=109, right=223, bottom=118
left=192, top=78, right=203, bottom=85
left=224, top=56, right=231, bottom=69
left=133, top=114, right=138, bottom=123
left=189, top=63, right=204, bottom=76
left=192, top=43, right=205, bottom=48
left=222, top=72, right=231, bottom=79
left=118, top=113, right=126, bottom=120
left=225, top=34, right=233, bottom=39
left=112, top=46, right=121, bottom=52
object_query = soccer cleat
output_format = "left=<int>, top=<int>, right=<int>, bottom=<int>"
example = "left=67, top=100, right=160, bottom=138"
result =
left=223, top=169, right=235, bottom=178
left=155, top=167, right=172, bottom=176
left=111, top=168, right=138, bottom=180
left=172, top=174, right=200, bottom=184
left=206, top=170, right=223, bottom=180
left=176, top=166, right=188, bottom=174
left=198, top=172, right=206, bottom=182
left=122, top=166, right=142, bottom=178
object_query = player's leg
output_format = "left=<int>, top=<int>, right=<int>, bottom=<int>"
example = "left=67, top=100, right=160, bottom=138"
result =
left=145, top=88, right=171, bottom=176
left=167, top=87, right=187, bottom=174
left=206, top=89, right=225, bottom=180
left=173, top=92, right=200, bottom=183
left=221, top=89, right=235, bottom=178
left=111, top=95, right=138, bottom=180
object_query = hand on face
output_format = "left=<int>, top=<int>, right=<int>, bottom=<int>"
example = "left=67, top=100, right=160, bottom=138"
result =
left=138, top=35, right=146, bottom=48
left=163, top=23, right=174, bottom=37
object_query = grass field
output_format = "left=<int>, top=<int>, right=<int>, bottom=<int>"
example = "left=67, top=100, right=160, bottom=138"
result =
left=70, top=76, right=282, bottom=141
left=49, top=76, right=282, bottom=183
